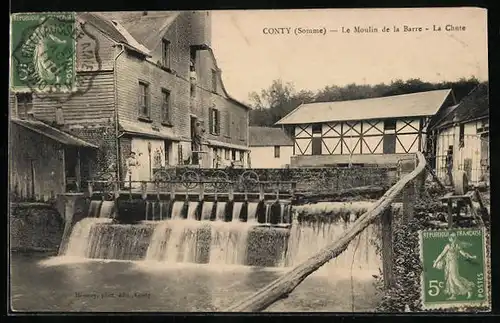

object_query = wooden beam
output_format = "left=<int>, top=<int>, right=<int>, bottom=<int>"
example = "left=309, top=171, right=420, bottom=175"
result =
left=225, top=151, right=427, bottom=312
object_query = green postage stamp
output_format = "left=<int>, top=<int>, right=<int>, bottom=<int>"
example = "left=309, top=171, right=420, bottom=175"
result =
left=10, top=12, right=77, bottom=93
left=419, top=228, right=489, bottom=310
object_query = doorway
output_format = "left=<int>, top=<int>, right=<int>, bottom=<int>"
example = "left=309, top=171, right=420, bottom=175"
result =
left=311, top=137, right=322, bottom=155
left=383, top=134, right=396, bottom=154
left=64, top=147, right=80, bottom=192
left=190, top=116, right=199, bottom=165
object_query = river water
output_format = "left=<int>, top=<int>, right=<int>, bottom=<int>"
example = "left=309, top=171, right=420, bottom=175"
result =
left=10, top=252, right=379, bottom=312
left=11, top=201, right=381, bottom=312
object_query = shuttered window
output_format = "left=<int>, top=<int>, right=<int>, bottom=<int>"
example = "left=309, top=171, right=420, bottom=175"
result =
left=138, top=81, right=150, bottom=118
left=209, top=108, right=220, bottom=135
left=161, top=89, right=171, bottom=124
left=226, top=111, right=231, bottom=137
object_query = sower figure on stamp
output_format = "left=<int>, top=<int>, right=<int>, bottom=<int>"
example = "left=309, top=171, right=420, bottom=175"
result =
left=432, top=232, right=477, bottom=300
left=125, top=152, right=141, bottom=189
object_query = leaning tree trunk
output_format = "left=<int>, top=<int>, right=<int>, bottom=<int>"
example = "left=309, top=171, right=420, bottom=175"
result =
left=225, top=152, right=427, bottom=312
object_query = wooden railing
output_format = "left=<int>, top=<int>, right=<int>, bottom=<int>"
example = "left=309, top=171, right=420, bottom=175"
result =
left=225, top=151, right=427, bottom=312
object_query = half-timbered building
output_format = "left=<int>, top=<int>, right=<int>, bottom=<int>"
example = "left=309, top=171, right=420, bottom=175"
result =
left=274, top=89, right=455, bottom=167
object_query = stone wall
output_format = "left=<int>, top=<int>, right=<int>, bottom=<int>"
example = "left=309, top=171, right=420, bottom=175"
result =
left=10, top=203, right=64, bottom=252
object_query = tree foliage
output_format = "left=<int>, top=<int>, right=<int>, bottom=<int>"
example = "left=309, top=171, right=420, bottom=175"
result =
left=248, top=77, right=483, bottom=127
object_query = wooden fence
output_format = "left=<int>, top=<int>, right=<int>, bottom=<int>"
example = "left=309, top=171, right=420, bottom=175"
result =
left=225, top=152, right=426, bottom=312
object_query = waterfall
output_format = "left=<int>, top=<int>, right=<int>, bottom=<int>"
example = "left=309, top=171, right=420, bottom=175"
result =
left=279, top=204, right=285, bottom=223
left=265, top=204, right=271, bottom=223
left=247, top=203, right=258, bottom=223
left=64, top=217, right=112, bottom=257
left=99, top=201, right=115, bottom=218
left=187, top=202, right=199, bottom=220
left=215, top=202, right=226, bottom=221
left=284, top=216, right=381, bottom=276
left=146, top=220, right=205, bottom=263
left=88, top=200, right=102, bottom=217
left=201, top=202, right=214, bottom=221
left=208, top=221, right=252, bottom=265
left=232, top=202, right=243, bottom=222
left=171, top=201, right=185, bottom=220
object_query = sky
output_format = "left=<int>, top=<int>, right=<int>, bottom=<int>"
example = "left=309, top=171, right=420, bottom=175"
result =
left=211, top=7, right=488, bottom=105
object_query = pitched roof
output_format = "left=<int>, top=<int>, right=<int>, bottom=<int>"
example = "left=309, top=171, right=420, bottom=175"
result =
left=78, top=12, right=150, bottom=55
left=275, top=89, right=452, bottom=125
left=11, top=118, right=98, bottom=148
left=432, top=83, right=489, bottom=129
left=249, top=127, right=293, bottom=146
left=96, top=11, right=180, bottom=51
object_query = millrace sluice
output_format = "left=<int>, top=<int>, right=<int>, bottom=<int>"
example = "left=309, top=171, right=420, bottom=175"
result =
left=59, top=168, right=391, bottom=273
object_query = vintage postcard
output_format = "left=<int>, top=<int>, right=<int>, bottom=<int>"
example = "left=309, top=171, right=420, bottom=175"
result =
left=9, top=8, right=490, bottom=313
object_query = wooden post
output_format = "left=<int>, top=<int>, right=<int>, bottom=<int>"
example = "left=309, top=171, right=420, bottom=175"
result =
left=259, top=182, right=265, bottom=201
left=402, top=182, right=415, bottom=222
left=447, top=199, right=453, bottom=228
left=199, top=182, right=205, bottom=201
left=228, top=183, right=234, bottom=202
left=381, top=207, right=395, bottom=289
left=170, top=182, right=176, bottom=201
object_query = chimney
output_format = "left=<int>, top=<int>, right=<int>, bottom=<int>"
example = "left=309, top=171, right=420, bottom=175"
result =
left=190, top=11, right=211, bottom=48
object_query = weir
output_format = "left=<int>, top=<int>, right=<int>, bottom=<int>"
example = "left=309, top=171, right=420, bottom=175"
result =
left=58, top=173, right=387, bottom=281
left=59, top=198, right=381, bottom=271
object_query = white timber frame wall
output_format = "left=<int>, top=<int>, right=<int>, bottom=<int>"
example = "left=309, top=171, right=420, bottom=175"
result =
left=293, top=117, right=431, bottom=157
left=435, top=119, right=489, bottom=184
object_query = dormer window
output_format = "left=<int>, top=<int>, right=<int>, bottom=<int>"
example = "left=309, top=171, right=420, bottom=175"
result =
left=161, top=39, right=170, bottom=69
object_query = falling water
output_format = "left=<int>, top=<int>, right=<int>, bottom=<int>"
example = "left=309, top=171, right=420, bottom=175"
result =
left=201, top=202, right=214, bottom=221
left=187, top=202, right=199, bottom=220
left=209, top=221, right=253, bottom=265
left=284, top=215, right=380, bottom=277
left=88, top=200, right=102, bottom=218
left=279, top=204, right=285, bottom=223
left=171, top=201, right=185, bottom=220
left=215, top=202, right=226, bottom=221
left=158, top=220, right=204, bottom=263
left=145, top=201, right=151, bottom=221
left=99, top=201, right=115, bottom=219
left=265, top=204, right=271, bottom=223
left=247, top=203, right=258, bottom=223
left=145, top=221, right=170, bottom=260
left=232, top=202, right=243, bottom=222
left=64, top=217, right=112, bottom=257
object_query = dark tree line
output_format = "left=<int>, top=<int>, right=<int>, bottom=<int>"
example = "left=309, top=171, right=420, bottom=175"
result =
left=248, top=77, right=484, bottom=127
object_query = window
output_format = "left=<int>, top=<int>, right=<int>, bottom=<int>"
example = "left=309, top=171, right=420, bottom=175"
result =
left=211, top=69, right=217, bottom=92
left=239, top=119, right=245, bottom=140
left=161, top=39, right=170, bottom=69
left=138, top=81, right=150, bottom=119
left=232, top=150, right=236, bottom=160
left=274, top=146, right=280, bottom=158
left=226, top=112, right=231, bottom=137
left=224, top=149, right=230, bottom=160
left=459, top=123, right=465, bottom=148
left=16, top=93, right=33, bottom=119
left=312, top=124, right=322, bottom=134
left=384, top=119, right=396, bottom=131
left=161, top=89, right=171, bottom=124
left=209, top=108, right=220, bottom=135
